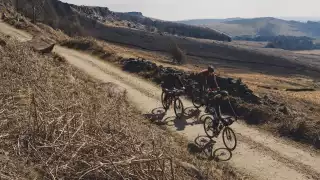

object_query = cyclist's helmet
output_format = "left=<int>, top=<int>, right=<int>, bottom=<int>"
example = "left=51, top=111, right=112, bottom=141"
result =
left=208, top=65, right=215, bottom=73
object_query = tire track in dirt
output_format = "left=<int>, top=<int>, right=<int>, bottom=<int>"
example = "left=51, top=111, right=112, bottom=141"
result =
left=238, top=134, right=320, bottom=180
left=1, top=21, right=319, bottom=180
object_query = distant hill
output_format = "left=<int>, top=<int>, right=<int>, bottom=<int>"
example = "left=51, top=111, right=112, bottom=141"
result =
left=177, top=18, right=243, bottom=25
left=179, top=17, right=320, bottom=38
left=278, top=17, right=320, bottom=22
left=63, top=2, right=231, bottom=41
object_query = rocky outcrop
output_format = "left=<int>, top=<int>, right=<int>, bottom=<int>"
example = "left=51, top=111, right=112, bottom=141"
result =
left=70, top=5, right=113, bottom=22
left=125, top=12, right=143, bottom=16
left=34, top=43, right=55, bottom=54
left=6, top=0, right=230, bottom=41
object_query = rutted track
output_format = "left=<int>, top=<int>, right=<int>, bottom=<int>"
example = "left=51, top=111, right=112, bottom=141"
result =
left=1, top=21, right=320, bottom=180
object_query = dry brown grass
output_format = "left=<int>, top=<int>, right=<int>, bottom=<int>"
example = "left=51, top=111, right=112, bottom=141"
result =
left=60, top=37, right=118, bottom=61
left=221, top=70, right=320, bottom=147
left=1, top=6, right=68, bottom=43
left=294, top=50, right=320, bottom=55
left=59, top=37, right=197, bottom=74
left=0, top=35, right=244, bottom=179
left=221, top=71, right=320, bottom=106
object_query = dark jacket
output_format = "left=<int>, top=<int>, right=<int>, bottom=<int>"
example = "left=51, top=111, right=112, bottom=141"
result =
left=161, top=74, right=184, bottom=89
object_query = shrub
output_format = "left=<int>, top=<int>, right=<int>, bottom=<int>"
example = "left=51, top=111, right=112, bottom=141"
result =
left=170, top=43, right=186, bottom=64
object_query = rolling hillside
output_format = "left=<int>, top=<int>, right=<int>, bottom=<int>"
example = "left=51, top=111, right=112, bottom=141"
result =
left=3, top=0, right=320, bottom=76
left=179, top=17, right=320, bottom=38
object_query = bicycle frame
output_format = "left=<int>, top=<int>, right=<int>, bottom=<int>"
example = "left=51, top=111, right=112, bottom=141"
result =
left=205, top=92, right=238, bottom=133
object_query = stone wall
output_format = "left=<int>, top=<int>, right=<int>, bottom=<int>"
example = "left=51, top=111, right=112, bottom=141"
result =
left=121, top=58, right=260, bottom=104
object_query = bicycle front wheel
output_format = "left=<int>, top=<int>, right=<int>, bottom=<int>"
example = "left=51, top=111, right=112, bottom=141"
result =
left=203, top=116, right=216, bottom=138
left=162, top=93, right=171, bottom=110
left=222, top=127, right=237, bottom=151
left=161, top=91, right=167, bottom=109
left=174, top=98, right=184, bottom=118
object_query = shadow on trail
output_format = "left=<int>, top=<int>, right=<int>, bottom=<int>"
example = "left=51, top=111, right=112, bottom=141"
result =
left=188, top=135, right=232, bottom=162
left=144, top=107, right=233, bottom=161
left=184, top=107, right=201, bottom=119
left=144, top=106, right=203, bottom=131
left=165, top=107, right=202, bottom=131
left=143, top=107, right=167, bottom=125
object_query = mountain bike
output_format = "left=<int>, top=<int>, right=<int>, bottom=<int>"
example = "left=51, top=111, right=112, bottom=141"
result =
left=202, top=90, right=238, bottom=151
left=191, top=84, right=219, bottom=109
left=161, top=87, right=185, bottom=118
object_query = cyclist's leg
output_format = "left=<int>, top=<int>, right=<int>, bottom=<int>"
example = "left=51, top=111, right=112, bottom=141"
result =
left=202, top=77, right=209, bottom=103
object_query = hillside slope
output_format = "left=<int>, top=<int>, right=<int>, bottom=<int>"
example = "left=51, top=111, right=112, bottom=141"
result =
left=8, top=0, right=230, bottom=41
left=0, top=26, right=226, bottom=180
left=70, top=5, right=231, bottom=41
left=179, top=17, right=320, bottom=38
left=3, top=0, right=320, bottom=78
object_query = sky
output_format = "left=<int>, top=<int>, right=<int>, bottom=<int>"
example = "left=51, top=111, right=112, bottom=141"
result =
left=61, top=0, right=320, bottom=21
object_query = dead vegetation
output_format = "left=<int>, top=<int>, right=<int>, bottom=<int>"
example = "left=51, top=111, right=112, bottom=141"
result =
left=0, top=35, right=243, bottom=179
left=170, top=42, right=186, bottom=65
left=223, top=71, right=320, bottom=148
left=60, top=37, right=117, bottom=61
left=1, top=5, right=68, bottom=43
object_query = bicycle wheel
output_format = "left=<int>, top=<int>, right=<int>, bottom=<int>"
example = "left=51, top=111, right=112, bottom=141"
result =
left=192, top=89, right=202, bottom=108
left=174, top=98, right=184, bottom=118
left=161, top=91, right=167, bottom=109
left=222, top=127, right=237, bottom=151
left=203, top=116, right=216, bottom=138
left=163, top=93, right=171, bottom=110
left=202, top=141, right=214, bottom=158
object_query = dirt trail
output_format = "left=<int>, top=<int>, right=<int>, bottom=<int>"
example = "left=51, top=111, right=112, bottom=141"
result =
left=1, top=21, right=320, bottom=180
left=0, top=21, right=32, bottom=42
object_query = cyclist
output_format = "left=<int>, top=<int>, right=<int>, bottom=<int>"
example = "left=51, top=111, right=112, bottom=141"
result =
left=1, top=12, right=5, bottom=20
left=161, top=73, right=184, bottom=90
left=197, top=65, right=219, bottom=91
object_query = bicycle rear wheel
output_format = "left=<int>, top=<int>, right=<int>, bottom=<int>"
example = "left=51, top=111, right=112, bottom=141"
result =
left=222, top=127, right=237, bottom=151
left=192, top=89, right=202, bottom=108
left=174, top=97, right=184, bottom=118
